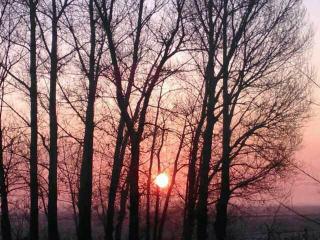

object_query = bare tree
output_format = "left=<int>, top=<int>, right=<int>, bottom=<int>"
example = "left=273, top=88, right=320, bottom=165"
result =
left=62, top=0, right=106, bottom=239
left=157, top=118, right=187, bottom=240
left=95, top=1, right=186, bottom=239
left=36, top=0, right=72, bottom=238
left=210, top=1, right=311, bottom=239
left=104, top=116, right=128, bottom=239
left=0, top=0, right=312, bottom=239
left=28, top=0, right=39, bottom=238
left=0, top=2, right=14, bottom=237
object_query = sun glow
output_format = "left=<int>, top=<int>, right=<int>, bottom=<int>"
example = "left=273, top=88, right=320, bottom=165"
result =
left=154, top=173, right=169, bottom=188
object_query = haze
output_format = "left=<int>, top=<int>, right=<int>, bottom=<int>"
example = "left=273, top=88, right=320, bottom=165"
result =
left=294, top=0, right=320, bottom=206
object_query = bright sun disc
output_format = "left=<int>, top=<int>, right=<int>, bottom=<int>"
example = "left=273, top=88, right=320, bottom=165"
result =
left=154, top=173, right=169, bottom=188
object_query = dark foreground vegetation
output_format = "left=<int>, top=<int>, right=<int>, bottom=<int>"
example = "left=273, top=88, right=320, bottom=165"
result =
left=0, top=0, right=314, bottom=239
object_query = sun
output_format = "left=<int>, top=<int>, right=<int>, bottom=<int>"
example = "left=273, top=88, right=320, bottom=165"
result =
left=154, top=173, right=169, bottom=188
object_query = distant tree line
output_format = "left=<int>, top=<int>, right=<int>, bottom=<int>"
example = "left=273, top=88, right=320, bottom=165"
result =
left=0, top=0, right=312, bottom=239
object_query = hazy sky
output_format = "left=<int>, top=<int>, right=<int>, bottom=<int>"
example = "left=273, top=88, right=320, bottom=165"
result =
left=291, top=0, right=320, bottom=205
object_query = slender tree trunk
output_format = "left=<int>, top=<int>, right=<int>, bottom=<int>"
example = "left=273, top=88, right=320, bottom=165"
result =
left=146, top=148, right=155, bottom=240
left=29, top=0, right=39, bottom=238
left=0, top=9, right=12, bottom=238
left=115, top=178, right=129, bottom=240
left=182, top=100, right=206, bottom=240
left=213, top=72, right=231, bottom=240
left=158, top=123, right=186, bottom=240
left=123, top=1, right=145, bottom=235
left=214, top=188, right=230, bottom=240
left=214, top=1, right=231, bottom=238
left=195, top=1, right=217, bottom=238
left=197, top=0, right=217, bottom=240
left=152, top=126, right=165, bottom=240
left=0, top=128, right=12, bottom=240
left=48, top=1, right=60, bottom=238
left=196, top=98, right=215, bottom=240
left=146, top=91, right=162, bottom=240
left=152, top=187, right=160, bottom=240
left=182, top=146, right=199, bottom=239
left=77, top=1, right=97, bottom=239
left=213, top=91, right=231, bottom=240
left=101, top=2, right=144, bottom=237
left=77, top=67, right=96, bottom=240
left=125, top=90, right=157, bottom=240
left=105, top=118, right=127, bottom=240
left=64, top=158, right=79, bottom=236
left=128, top=134, right=140, bottom=240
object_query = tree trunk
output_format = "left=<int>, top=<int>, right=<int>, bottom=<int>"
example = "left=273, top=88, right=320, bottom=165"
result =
left=182, top=101, right=206, bottom=240
left=196, top=100, right=215, bottom=240
left=48, top=0, right=60, bottom=238
left=182, top=148, right=199, bottom=240
left=213, top=87, right=231, bottom=240
left=195, top=1, right=217, bottom=238
left=105, top=118, right=127, bottom=240
left=153, top=125, right=165, bottom=240
left=213, top=95, right=231, bottom=240
left=152, top=187, right=160, bottom=240
left=115, top=178, right=129, bottom=240
left=158, top=123, right=186, bottom=240
left=146, top=91, right=161, bottom=240
left=77, top=0, right=97, bottom=239
left=77, top=72, right=96, bottom=240
left=128, top=135, right=140, bottom=240
left=214, top=1, right=231, bottom=238
left=29, top=0, right=39, bottom=238
left=0, top=128, right=12, bottom=240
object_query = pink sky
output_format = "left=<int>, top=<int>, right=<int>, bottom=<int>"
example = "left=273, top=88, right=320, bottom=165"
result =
left=291, top=0, right=320, bottom=205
